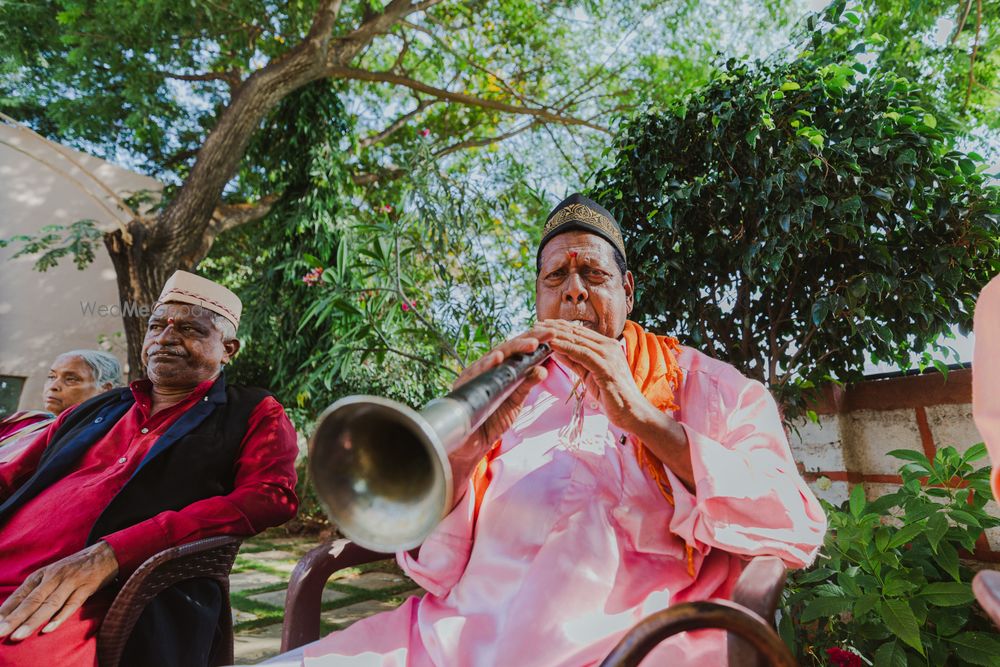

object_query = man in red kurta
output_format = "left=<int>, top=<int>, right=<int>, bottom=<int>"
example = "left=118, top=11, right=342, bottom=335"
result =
left=0, top=271, right=299, bottom=667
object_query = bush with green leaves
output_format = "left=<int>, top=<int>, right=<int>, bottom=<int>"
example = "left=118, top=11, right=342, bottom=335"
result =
left=590, top=18, right=1000, bottom=415
left=780, top=445, right=1000, bottom=666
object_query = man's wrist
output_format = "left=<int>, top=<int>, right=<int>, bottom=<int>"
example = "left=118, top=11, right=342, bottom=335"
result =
left=625, top=395, right=678, bottom=443
left=93, top=541, right=120, bottom=584
left=626, top=398, right=694, bottom=490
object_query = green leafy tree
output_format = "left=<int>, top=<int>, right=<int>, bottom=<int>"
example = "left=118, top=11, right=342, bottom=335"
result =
left=811, top=0, right=1000, bottom=127
left=198, top=77, right=544, bottom=422
left=0, top=0, right=793, bottom=375
left=781, top=446, right=1000, bottom=665
left=590, top=22, right=1000, bottom=412
left=290, top=151, right=545, bottom=411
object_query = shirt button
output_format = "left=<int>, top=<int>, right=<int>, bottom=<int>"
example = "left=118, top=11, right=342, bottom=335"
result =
left=588, top=400, right=599, bottom=410
left=117, top=457, right=127, bottom=464
left=203, top=396, right=209, bottom=402
left=94, top=417, right=103, bottom=423
left=140, top=427, right=149, bottom=434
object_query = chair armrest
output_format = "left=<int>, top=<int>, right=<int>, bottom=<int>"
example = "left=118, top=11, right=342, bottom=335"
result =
left=97, top=536, right=242, bottom=667
left=598, top=599, right=796, bottom=667
left=974, top=570, right=1000, bottom=629
left=727, top=555, right=787, bottom=667
left=280, top=540, right=391, bottom=652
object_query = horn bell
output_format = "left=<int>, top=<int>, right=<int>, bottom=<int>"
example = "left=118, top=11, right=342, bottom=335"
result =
left=309, top=395, right=455, bottom=552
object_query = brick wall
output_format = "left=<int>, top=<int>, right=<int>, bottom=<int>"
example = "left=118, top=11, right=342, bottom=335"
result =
left=786, top=369, right=998, bottom=561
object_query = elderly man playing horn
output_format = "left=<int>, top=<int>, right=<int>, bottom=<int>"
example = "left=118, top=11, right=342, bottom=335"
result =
left=0, top=271, right=299, bottom=667
left=293, top=194, right=825, bottom=666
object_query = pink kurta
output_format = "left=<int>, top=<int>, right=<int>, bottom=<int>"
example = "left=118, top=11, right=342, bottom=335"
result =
left=974, top=274, right=1000, bottom=500
left=300, top=345, right=826, bottom=666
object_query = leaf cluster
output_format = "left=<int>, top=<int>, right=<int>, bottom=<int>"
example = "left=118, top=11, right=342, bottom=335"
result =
left=590, top=39, right=1000, bottom=413
left=804, top=0, right=1000, bottom=129
left=1, top=219, right=102, bottom=271
left=294, top=146, right=544, bottom=418
left=782, top=445, right=1000, bottom=666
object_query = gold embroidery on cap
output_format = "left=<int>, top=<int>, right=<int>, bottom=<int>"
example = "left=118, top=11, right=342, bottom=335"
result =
left=543, top=203, right=625, bottom=257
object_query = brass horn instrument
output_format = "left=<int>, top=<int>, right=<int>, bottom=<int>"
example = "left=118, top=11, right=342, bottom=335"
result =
left=309, top=343, right=552, bottom=552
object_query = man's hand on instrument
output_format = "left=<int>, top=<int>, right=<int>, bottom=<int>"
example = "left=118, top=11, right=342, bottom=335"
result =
left=535, top=319, right=653, bottom=433
left=537, top=319, right=695, bottom=489
left=454, top=328, right=553, bottom=451
left=0, top=541, right=119, bottom=641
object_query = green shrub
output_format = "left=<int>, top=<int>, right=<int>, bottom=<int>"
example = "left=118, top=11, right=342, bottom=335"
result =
left=590, top=26, right=1000, bottom=418
left=781, top=444, right=1000, bottom=665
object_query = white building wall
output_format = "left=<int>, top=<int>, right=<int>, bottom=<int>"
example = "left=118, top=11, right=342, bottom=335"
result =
left=0, top=124, right=161, bottom=411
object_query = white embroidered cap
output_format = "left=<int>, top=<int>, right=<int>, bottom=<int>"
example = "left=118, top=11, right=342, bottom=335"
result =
left=155, top=270, right=242, bottom=331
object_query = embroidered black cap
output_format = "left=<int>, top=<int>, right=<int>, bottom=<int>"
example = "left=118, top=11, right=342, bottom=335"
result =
left=536, top=193, right=626, bottom=270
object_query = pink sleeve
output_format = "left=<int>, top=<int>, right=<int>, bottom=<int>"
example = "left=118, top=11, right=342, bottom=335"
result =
left=667, top=366, right=827, bottom=569
left=102, top=397, right=300, bottom=574
left=974, top=275, right=1000, bottom=500
left=396, top=486, right=476, bottom=597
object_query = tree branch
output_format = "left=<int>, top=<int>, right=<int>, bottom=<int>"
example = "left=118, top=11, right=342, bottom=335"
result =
left=358, top=98, right=439, bottom=148
left=326, top=0, right=444, bottom=66
left=160, top=70, right=242, bottom=89
left=541, top=123, right=586, bottom=182
left=181, top=193, right=281, bottom=267
left=352, top=167, right=406, bottom=185
left=158, top=0, right=350, bottom=261
left=211, top=194, right=281, bottom=234
left=963, top=0, right=983, bottom=110
left=432, top=120, right=538, bottom=159
left=951, top=0, right=975, bottom=45
left=400, top=17, right=543, bottom=109
left=327, top=66, right=609, bottom=132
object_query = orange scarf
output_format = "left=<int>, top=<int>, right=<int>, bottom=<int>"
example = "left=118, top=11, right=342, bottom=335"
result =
left=472, top=320, right=693, bottom=575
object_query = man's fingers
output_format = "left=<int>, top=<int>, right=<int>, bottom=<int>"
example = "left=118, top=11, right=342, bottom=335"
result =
left=6, top=582, right=72, bottom=641
left=500, top=366, right=547, bottom=414
left=454, top=332, right=548, bottom=390
left=478, top=365, right=548, bottom=444
left=549, top=338, right=607, bottom=370
left=523, top=365, right=548, bottom=388
left=454, top=350, right=503, bottom=389
left=41, top=588, right=90, bottom=634
left=536, top=319, right=607, bottom=344
left=0, top=575, right=45, bottom=637
left=0, top=571, right=41, bottom=614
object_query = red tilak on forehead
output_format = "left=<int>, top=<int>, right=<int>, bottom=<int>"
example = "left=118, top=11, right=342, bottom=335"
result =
left=568, top=251, right=578, bottom=259
left=167, top=317, right=176, bottom=326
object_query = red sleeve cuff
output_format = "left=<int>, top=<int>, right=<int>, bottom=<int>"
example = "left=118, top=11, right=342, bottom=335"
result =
left=101, top=518, right=168, bottom=577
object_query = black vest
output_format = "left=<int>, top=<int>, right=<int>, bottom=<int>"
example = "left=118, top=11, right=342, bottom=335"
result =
left=0, top=374, right=270, bottom=539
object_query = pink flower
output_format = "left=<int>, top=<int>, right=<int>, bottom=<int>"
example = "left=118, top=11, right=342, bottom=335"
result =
left=401, top=302, right=410, bottom=312
left=302, top=266, right=324, bottom=286
left=825, top=647, right=861, bottom=667
left=381, top=204, right=392, bottom=213
left=420, top=128, right=430, bottom=137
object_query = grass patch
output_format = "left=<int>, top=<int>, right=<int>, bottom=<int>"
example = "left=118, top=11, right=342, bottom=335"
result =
left=233, top=557, right=297, bottom=578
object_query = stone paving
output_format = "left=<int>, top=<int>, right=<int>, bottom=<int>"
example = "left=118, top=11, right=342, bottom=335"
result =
left=231, top=535, right=423, bottom=664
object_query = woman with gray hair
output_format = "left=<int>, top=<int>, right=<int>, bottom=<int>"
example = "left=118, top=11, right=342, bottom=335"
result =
left=0, top=350, right=120, bottom=458
left=41, top=349, right=122, bottom=416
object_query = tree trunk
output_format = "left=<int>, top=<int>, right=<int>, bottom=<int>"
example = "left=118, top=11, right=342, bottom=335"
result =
left=105, top=222, right=189, bottom=380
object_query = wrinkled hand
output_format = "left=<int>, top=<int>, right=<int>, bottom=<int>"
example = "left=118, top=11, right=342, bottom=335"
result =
left=536, top=319, right=653, bottom=433
left=0, top=541, right=119, bottom=641
left=453, top=327, right=553, bottom=454
left=538, top=319, right=694, bottom=488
